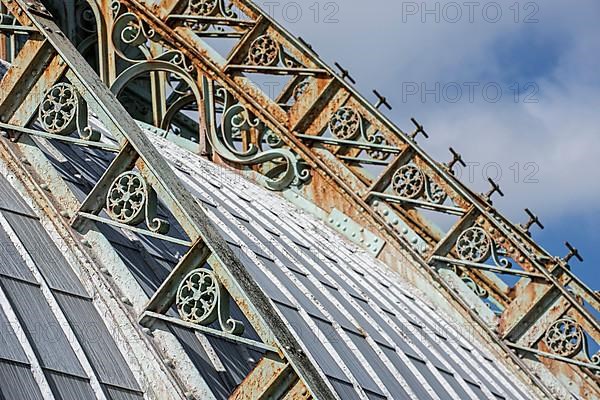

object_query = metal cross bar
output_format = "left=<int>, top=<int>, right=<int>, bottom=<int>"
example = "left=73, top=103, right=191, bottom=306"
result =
left=373, top=90, right=392, bottom=110
left=483, top=178, right=504, bottom=203
left=431, top=256, right=546, bottom=279
left=447, top=147, right=466, bottom=174
left=334, top=62, right=356, bottom=84
left=563, top=242, right=584, bottom=263
left=410, top=117, right=429, bottom=141
left=506, top=342, right=600, bottom=372
left=520, top=208, right=544, bottom=236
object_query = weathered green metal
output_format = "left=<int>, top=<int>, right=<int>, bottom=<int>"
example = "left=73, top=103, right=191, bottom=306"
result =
left=0, top=1, right=339, bottom=398
left=1, top=0, right=598, bottom=397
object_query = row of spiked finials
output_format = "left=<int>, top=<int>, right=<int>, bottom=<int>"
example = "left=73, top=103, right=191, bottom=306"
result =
left=324, top=56, right=584, bottom=266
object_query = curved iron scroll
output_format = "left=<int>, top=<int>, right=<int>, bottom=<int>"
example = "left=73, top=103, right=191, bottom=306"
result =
left=203, top=78, right=310, bottom=191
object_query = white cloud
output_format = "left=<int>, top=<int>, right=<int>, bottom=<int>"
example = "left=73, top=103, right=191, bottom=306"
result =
left=264, top=0, right=600, bottom=221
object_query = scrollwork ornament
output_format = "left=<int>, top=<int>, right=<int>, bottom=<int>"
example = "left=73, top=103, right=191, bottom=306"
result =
left=461, top=275, right=488, bottom=299
left=264, top=129, right=283, bottom=148
left=106, top=171, right=170, bottom=234
left=455, top=227, right=492, bottom=263
left=189, top=0, right=218, bottom=16
left=293, top=80, right=309, bottom=101
left=366, top=134, right=390, bottom=161
left=155, top=50, right=195, bottom=73
left=38, top=83, right=98, bottom=141
left=206, top=83, right=311, bottom=191
left=110, top=0, right=121, bottom=17
left=176, top=268, right=244, bottom=335
left=112, top=12, right=157, bottom=63
left=39, top=83, right=78, bottom=134
left=329, top=106, right=361, bottom=140
left=247, top=34, right=280, bottom=67
left=544, top=318, right=583, bottom=358
left=392, top=164, right=425, bottom=199
left=187, top=0, right=236, bottom=18
left=580, top=331, right=600, bottom=368
left=107, top=172, right=147, bottom=225
left=425, top=178, right=447, bottom=204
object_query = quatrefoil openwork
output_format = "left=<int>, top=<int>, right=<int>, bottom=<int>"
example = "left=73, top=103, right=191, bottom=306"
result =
left=107, top=172, right=147, bottom=225
left=247, top=34, right=280, bottom=67
left=189, top=0, right=218, bottom=16
left=544, top=318, right=583, bottom=358
left=329, top=106, right=361, bottom=140
left=176, top=268, right=245, bottom=335
left=38, top=83, right=99, bottom=141
left=105, top=171, right=170, bottom=234
left=392, top=164, right=425, bottom=199
left=39, top=83, right=78, bottom=134
left=455, top=227, right=491, bottom=263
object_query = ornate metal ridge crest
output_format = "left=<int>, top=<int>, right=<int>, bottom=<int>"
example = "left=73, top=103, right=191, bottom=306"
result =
left=454, top=225, right=512, bottom=268
left=391, top=163, right=448, bottom=205
left=543, top=318, right=600, bottom=367
left=329, top=106, right=390, bottom=158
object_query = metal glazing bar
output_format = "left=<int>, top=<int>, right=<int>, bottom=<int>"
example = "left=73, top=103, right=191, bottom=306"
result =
left=224, top=65, right=328, bottom=76
left=431, top=256, right=546, bottom=279
left=142, top=311, right=278, bottom=353
left=196, top=31, right=245, bottom=38
left=296, top=134, right=401, bottom=154
left=505, top=342, right=600, bottom=372
left=166, top=14, right=256, bottom=27
left=77, top=212, right=193, bottom=246
left=0, top=24, right=37, bottom=33
left=338, top=156, right=389, bottom=166
left=371, top=192, right=466, bottom=216
left=0, top=122, right=120, bottom=151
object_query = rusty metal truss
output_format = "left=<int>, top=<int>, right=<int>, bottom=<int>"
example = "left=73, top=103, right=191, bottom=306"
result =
left=0, top=0, right=598, bottom=398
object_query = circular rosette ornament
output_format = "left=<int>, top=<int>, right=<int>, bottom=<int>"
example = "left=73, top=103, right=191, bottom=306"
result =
left=544, top=319, right=583, bottom=358
left=106, top=172, right=147, bottom=225
left=455, top=227, right=491, bottom=263
left=176, top=269, right=219, bottom=325
left=329, top=106, right=361, bottom=140
left=247, top=34, right=279, bottom=66
left=189, top=0, right=218, bottom=15
left=39, top=83, right=80, bottom=134
left=392, top=164, right=424, bottom=199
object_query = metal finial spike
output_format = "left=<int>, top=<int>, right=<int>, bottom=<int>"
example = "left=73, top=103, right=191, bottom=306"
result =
left=334, top=62, right=356, bottom=85
left=563, top=242, right=583, bottom=263
left=373, top=90, right=392, bottom=110
left=410, top=118, right=429, bottom=141
left=447, top=147, right=466, bottom=174
left=520, top=208, right=544, bottom=236
left=483, top=178, right=504, bottom=203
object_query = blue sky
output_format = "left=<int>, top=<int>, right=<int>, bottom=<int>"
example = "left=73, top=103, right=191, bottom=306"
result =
left=257, top=0, right=600, bottom=286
